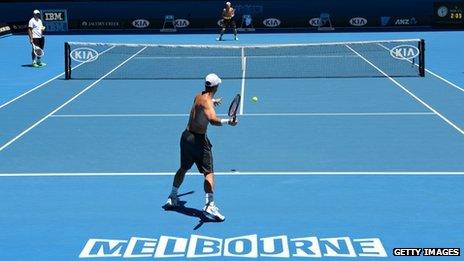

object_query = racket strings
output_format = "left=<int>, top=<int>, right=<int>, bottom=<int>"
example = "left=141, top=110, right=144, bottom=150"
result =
left=228, top=94, right=241, bottom=117
left=33, top=46, right=44, bottom=57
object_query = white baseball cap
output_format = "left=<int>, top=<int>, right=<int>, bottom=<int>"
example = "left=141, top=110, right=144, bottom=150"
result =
left=205, top=73, right=222, bottom=87
left=33, top=10, right=41, bottom=14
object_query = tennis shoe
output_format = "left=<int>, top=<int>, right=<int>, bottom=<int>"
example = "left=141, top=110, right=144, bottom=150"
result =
left=164, top=196, right=179, bottom=208
left=203, top=203, right=225, bottom=221
left=38, top=62, right=46, bottom=67
left=216, top=37, right=223, bottom=41
left=32, top=62, right=39, bottom=67
left=234, top=36, right=238, bottom=41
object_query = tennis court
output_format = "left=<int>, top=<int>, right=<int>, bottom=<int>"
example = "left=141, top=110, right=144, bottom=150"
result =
left=1, top=32, right=464, bottom=260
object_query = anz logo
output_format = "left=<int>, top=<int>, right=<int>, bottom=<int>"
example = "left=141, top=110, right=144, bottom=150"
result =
left=70, top=48, right=99, bottom=63
left=390, top=45, right=420, bottom=60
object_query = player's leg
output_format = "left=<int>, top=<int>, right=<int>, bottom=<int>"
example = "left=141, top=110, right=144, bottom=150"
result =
left=165, top=167, right=188, bottom=207
left=217, top=26, right=226, bottom=41
left=232, top=20, right=238, bottom=40
left=173, top=167, right=188, bottom=188
left=37, top=37, right=45, bottom=66
left=31, top=38, right=38, bottom=67
left=31, top=48, right=36, bottom=66
left=198, top=137, right=225, bottom=221
left=204, top=171, right=214, bottom=202
left=202, top=172, right=224, bottom=221
left=165, top=130, right=194, bottom=208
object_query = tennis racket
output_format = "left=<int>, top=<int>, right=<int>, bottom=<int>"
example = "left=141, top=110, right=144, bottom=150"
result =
left=218, top=19, right=226, bottom=27
left=228, top=94, right=241, bottom=121
left=32, top=44, right=44, bottom=57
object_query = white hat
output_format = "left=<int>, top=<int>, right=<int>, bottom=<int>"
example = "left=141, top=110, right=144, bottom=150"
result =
left=33, top=10, right=41, bottom=14
left=226, top=2, right=231, bottom=6
left=205, top=73, right=222, bottom=87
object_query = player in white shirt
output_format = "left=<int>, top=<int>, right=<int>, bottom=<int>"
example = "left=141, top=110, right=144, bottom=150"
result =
left=28, top=10, right=46, bottom=67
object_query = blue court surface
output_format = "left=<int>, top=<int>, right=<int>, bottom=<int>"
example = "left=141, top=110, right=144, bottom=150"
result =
left=1, top=32, right=464, bottom=260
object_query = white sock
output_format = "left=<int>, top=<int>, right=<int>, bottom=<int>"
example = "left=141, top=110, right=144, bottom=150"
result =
left=170, top=186, right=178, bottom=197
left=205, top=193, right=214, bottom=205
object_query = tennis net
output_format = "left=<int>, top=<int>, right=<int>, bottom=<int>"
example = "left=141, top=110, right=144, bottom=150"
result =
left=64, top=39, right=425, bottom=80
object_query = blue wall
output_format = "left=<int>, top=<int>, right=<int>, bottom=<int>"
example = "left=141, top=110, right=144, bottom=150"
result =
left=0, top=0, right=457, bottom=31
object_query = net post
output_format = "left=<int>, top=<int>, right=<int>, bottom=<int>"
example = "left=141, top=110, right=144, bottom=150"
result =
left=64, top=42, right=71, bottom=79
left=419, top=39, right=425, bottom=77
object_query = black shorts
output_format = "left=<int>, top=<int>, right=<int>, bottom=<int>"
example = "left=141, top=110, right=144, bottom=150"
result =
left=180, top=129, right=214, bottom=174
left=32, top=37, right=45, bottom=49
left=222, top=18, right=236, bottom=28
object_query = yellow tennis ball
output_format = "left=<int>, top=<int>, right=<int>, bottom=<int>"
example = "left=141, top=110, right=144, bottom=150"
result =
left=251, top=96, right=258, bottom=102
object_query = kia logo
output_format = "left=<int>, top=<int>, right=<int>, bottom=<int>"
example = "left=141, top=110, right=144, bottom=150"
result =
left=349, top=17, right=367, bottom=26
left=263, top=18, right=281, bottom=27
left=390, top=45, right=420, bottom=60
left=70, top=48, right=99, bottom=63
left=132, top=19, right=150, bottom=28
left=174, top=19, right=190, bottom=28
left=309, top=18, right=322, bottom=27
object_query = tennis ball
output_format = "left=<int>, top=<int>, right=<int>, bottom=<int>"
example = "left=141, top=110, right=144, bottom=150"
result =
left=251, top=96, right=258, bottom=102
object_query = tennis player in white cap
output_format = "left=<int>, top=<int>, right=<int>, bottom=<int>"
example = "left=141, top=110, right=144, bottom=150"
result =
left=164, top=73, right=237, bottom=221
left=28, top=10, right=46, bottom=67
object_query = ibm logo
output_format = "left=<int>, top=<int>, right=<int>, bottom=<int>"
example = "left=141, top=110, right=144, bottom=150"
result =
left=43, top=11, right=66, bottom=21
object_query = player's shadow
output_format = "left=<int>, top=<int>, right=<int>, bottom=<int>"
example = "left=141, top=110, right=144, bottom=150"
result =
left=21, top=64, right=34, bottom=67
left=162, top=191, right=223, bottom=230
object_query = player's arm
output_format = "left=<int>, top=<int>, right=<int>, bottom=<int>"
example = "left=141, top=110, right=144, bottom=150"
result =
left=230, top=8, right=235, bottom=18
left=204, top=100, right=230, bottom=126
left=222, top=9, right=227, bottom=19
left=27, top=21, right=34, bottom=44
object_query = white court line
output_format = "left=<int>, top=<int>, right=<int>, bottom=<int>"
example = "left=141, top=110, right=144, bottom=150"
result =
left=424, top=69, right=464, bottom=93
left=346, top=44, right=464, bottom=136
left=50, top=112, right=435, bottom=118
left=377, top=43, right=464, bottom=93
left=236, top=112, right=434, bottom=117
left=0, top=47, right=147, bottom=153
left=0, top=46, right=116, bottom=110
left=240, top=49, right=246, bottom=115
left=133, top=55, right=359, bottom=59
left=0, top=171, right=463, bottom=177
left=51, top=113, right=193, bottom=117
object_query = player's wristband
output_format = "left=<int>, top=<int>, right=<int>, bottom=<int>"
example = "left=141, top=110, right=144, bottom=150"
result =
left=220, top=119, right=229, bottom=125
